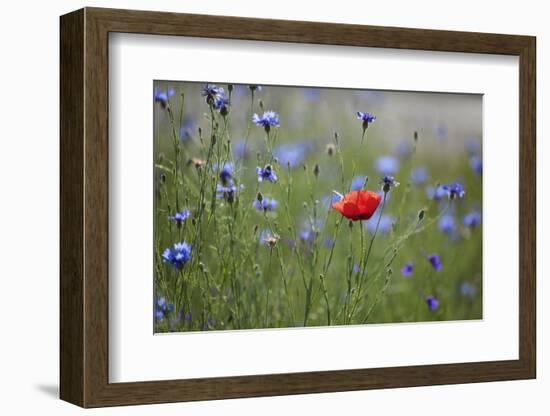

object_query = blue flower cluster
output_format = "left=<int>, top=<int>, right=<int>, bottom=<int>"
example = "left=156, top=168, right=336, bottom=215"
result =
left=256, top=164, right=278, bottom=183
left=162, top=242, right=192, bottom=270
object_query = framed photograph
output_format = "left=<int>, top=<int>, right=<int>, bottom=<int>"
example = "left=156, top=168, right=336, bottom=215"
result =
left=60, top=7, right=536, bottom=407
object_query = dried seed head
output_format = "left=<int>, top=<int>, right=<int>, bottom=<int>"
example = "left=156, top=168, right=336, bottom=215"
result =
left=189, top=157, right=206, bottom=169
left=265, top=234, right=280, bottom=249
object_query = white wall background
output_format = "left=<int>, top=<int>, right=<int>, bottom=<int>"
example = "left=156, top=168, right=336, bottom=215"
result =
left=0, top=0, right=545, bottom=414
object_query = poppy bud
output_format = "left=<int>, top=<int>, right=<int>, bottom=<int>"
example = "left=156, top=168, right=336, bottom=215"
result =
left=414, top=131, right=419, bottom=142
left=160, top=172, right=166, bottom=183
left=259, top=100, right=264, bottom=110
left=418, top=209, right=425, bottom=221
left=227, top=84, right=233, bottom=93
left=158, top=153, right=165, bottom=162
left=257, top=192, right=264, bottom=203
left=326, top=143, right=336, bottom=156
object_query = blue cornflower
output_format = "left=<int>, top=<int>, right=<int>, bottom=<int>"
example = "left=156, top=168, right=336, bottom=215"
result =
left=201, top=84, right=224, bottom=105
left=356, top=111, right=376, bottom=130
left=442, top=182, right=466, bottom=199
left=375, top=156, right=400, bottom=175
left=463, top=211, right=482, bottom=228
left=253, top=111, right=280, bottom=132
left=380, top=175, right=400, bottom=193
left=459, top=282, right=477, bottom=299
left=366, top=214, right=395, bottom=235
left=154, top=87, right=175, bottom=108
left=438, top=214, right=456, bottom=236
left=425, top=295, right=440, bottom=312
left=351, top=175, right=367, bottom=191
left=256, top=165, right=278, bottom=183
left=400, top=262, right=414, bottom=278
left=169, top=209, right=191, bottom=227
left=213, top=95, right=230, bottom=116
left=470, top=155, right=482, bottom=175
left=179, top=118, right=196, bottom=141
left=324, top=238, right=335, bottom=248
left=273, top=141, right=313, bottom=168
left=411, top=167, right=428, bottom=186
left=253, top=196, right=278, bottom=212
left=353, top=264, right=360, bottom=274
left=428, top=254, right=442, bottom=272
left=395, top=140, right=413, bottom=159
left=299, top=219, right=323, bottom=243
left=426, top=185, right=447, bottom=200
left=162, top=242, right=192, bottom=270
left=155, top=297, right=174, bottom=321
left=214, top=161, right=234, bottom=185
left=216, top=182, right=240, bottom=203
left=320, top=193, right=343, bottom=210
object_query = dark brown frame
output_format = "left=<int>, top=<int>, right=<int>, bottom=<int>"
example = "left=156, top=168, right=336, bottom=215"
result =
left=60, top=7, right=536, bottom=408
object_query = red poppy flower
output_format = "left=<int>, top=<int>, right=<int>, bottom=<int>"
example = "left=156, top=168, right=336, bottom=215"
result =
left=331, top=190, right=381, bottom=221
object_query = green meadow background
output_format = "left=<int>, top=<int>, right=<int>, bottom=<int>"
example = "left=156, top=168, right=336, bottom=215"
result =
left=153, top=82, right=482, bottom=333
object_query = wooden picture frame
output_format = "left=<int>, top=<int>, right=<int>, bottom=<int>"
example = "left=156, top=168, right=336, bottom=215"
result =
left=60, top=7, right=536, bottom=408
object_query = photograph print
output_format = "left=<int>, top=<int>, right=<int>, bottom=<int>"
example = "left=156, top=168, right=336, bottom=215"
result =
left=153, top=81, right=482, bottom=333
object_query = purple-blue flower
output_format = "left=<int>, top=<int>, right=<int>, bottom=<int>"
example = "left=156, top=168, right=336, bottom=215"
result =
left=213, top=95, right=230, bottom=115
left=425, top=295, right=440, bottom=312
left=253, top=196, right=278, bottom=212
left=426, top=185, right=447, bottom=200
left=463, top=211, right=482, bottom=228
left=356, top=111, right=376, bottom=129
left=215, top=161, right=234, bottom=186
left=256, top=165, right=278, bottom=183
left=400, top=262, right=414, bottom=278
left=411, top=167, right=428, bottom=186
left=442, top=182, right=466, bottom=199
left=459, top=282, right=477, bottom=299
left=253, top=111, right=280, bottom=132
left=428, top=254, right=442, bottom=272
left=169, top=209, right=190, bottom=227
left=154, top=87, right=175, bottom=108
left=470, top=155, right=482, bottom=175
left=179, top=118, right=196, bottom=141
left=366, top=214, right=395, bottom=235
left=201, top=84, right=224, bottom=104
left=375, top=156, right=400, bottom=175
left=351, top=175, right=367, bottom=191
left=395, top=140, right=413, bottom=159
left=438, top=214, right=456, bottom=235
left=155, top=296, right=174, bottom=321
left=216, top=183, right=241, bottom=203
left=162, top=242, right=192, bottom=270
left=353, top=264, right=360, bottom=274
left=273, top=141, right=313, bottom=168
left=380, top=175, right=400, bottom=193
